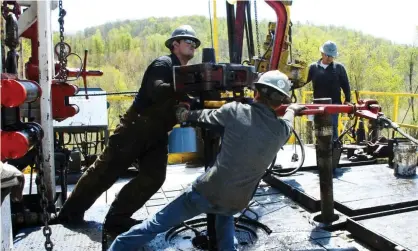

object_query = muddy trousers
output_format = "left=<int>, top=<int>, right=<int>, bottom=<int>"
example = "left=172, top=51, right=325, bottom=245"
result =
left=58, top=105, right=169, bottom=225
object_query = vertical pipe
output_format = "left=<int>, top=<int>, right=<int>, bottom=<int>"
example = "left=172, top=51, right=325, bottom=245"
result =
left=226, top=1, right=235, bottom=63
left=313, top=98, right=336, bottom=223
left=264, top=0, right=287, bottom=70
left=245, top=2, right=254, bottom=59
left=0, top=30, right=2, bottom=71
left=37, top=0, right=56, bottom=202
left=201, top=101, right=218, bottom=250
left=212, top=0, right=219, bottom=62
left=19, top=38, right=25, bottom=78
left=232, top=1, right=246, bottom=64
left=301, top=90, right=307, bottom=104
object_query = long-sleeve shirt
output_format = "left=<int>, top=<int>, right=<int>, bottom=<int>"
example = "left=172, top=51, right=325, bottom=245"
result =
left=133, top=54, right=180, bottom=113
left=132, top=53, right=187, bottom=132
left=186, top=101, right=292, bottom=212
left=306, top=60, right=351, bottom=104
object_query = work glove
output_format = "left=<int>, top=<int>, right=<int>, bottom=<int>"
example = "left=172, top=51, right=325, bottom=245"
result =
left=286, top=103, right=307, bottom=116
left=1, top=161, right=25, bottom=204
left=175, top=102, right=190, bottom=124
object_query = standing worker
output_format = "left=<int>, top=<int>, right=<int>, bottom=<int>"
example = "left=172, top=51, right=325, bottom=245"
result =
left=302, top=40, right=351, bottom=140
left=108, top=70, right=307, bottom=251
left=53, top=25, right=201, bottom=234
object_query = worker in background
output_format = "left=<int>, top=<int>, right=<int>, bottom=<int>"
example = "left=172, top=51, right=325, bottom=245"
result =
left=54, top=25, right=201, bottom=234
left=302, top=40, right=351, bottom=140
left=108, top=70, right=307, bottom=251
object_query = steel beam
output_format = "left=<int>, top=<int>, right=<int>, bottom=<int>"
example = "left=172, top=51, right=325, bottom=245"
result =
left=37, top=0, right=56, bottom=202
left=17, top=2, right=37, bottom=37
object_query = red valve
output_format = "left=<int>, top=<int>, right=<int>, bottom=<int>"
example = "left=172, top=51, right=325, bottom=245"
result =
left=1, top=131, right=30, bottom=161
left=51, top=48, right=102, bottom=121
left=51, top=82, right=80, bottom=121
left=1, top=79, right=42, bottom=107
left=64, top=49, right=104, bottom=99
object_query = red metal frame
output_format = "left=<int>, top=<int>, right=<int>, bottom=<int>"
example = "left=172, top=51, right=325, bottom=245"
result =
left=265, top=0, right=288, bottom=71
left=227, top=0, right=288, bottom=67
left=233, top=1, right=246, bottom=63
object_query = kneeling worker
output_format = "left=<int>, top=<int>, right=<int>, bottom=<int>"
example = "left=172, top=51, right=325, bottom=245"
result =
left=108, top=70, right=307, bottom=251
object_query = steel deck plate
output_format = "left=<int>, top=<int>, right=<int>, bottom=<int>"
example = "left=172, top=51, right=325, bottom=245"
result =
left=12, top=163, right=369, bottom=250
left=264, top=164, right=418, bottom=215
left=347, top=207, right=418, bottom=251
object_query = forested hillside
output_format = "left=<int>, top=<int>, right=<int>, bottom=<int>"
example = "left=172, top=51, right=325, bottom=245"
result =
left=21, top=16, right=417, bottom=128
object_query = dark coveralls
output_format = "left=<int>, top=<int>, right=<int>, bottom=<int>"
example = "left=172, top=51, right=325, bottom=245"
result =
left=58, top=54, right=183, bottom=230
left=306, top=59, right=351, bottom=140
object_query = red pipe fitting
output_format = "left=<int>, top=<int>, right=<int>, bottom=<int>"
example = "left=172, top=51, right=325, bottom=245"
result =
left=275, top=100, right=382, bottom=121
left=1, top=79, right=42, bottom=107
left=1, top=123, right=43, bottom=161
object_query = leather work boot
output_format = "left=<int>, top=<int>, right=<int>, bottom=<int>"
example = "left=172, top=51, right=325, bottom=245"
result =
left=49, top=212, right=85, bottom=225
left=103, top=216, right=143, bottom=237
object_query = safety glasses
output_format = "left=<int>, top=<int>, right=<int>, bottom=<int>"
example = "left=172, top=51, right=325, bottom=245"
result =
left=183, top=39, right=197, bottom=48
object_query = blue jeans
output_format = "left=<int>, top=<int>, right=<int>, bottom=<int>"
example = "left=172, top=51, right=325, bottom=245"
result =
left=332, top=114, right=339, bottom=141
left=108, top=186, right=238, bottom=251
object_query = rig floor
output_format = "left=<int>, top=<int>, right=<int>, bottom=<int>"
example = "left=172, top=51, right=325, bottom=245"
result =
left=9, top=144, right=417, bottom=251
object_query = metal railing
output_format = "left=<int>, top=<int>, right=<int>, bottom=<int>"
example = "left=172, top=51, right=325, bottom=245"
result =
left=298, top=90, right=418, bottom=144
left=105, top=90, right=418, bottom=144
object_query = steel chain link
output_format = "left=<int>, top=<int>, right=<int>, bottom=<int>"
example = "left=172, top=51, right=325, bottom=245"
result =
left=57, top=0, right=67, bottom=82
left=254, top=0, right=261, bottom=58
left=36, top=146, right=54, bottom=251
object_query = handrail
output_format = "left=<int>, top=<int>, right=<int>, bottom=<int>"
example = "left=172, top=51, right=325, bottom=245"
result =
left=105, top=90, right=418, bottom=141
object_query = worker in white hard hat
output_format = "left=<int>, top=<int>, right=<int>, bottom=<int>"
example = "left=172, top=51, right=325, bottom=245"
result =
left=301, top=40, right=351, bottom=140
left=108, top=70, right=307, bottom=251
left=55, top=25, right=201, bottom=235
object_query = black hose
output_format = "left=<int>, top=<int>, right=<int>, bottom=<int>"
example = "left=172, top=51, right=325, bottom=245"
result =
left=268, top=127, right=305, bottom=177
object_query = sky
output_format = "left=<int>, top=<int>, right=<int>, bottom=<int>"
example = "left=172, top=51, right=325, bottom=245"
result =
left=50, top=0, right=418, bottom=45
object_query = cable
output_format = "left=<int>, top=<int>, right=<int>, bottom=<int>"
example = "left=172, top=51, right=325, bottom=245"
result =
left=256, top=32, right=274, bottom=73
left=288, top=21, right=293, bottom=63
left=267, top=127, right=306, bottom=177
left=74, top=91, right=137, bottom=97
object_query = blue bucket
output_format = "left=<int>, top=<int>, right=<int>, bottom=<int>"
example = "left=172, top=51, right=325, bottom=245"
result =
left=168, top=127, right=197, bottom=153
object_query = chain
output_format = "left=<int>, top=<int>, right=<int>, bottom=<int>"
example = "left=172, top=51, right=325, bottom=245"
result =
left=57, top=0, right=67, bottom=82
left=36, top=146, right=54, bottom=251
left=253, top=0, right=261, bottom=58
